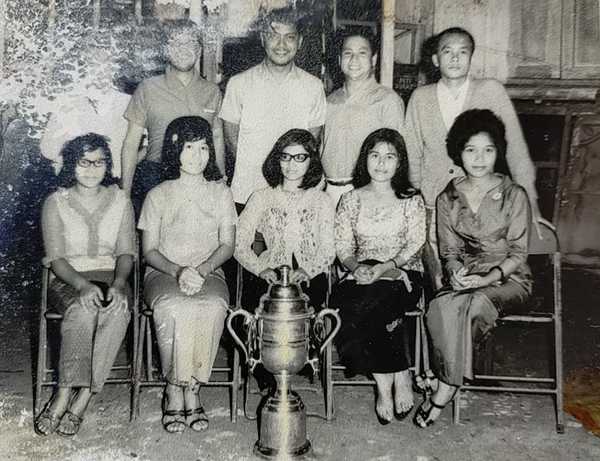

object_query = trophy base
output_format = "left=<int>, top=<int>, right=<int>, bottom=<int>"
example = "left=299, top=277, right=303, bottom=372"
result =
left=254, top=388, right=311, bottom=459
left=254, top=440, right=311, bottom=459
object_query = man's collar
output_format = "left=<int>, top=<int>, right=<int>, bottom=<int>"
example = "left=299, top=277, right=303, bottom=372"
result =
left=165, top=65, right=200, bottom=90
left=437, top=76, right=470, bottom=96
left=259, top=59, right=298, bottom=80
left=343, top=75, right=378, bottom=98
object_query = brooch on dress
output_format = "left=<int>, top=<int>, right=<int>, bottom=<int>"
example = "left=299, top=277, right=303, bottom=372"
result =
left=492, top=192, right=502, bottom=200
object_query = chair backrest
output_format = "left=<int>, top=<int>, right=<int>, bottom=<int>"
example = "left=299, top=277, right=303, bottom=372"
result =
left=528, top=221, right=559, bottom=255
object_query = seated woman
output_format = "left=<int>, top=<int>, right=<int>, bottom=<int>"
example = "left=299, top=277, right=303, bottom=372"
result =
left=332, top=128, right=426, bottom=425
left=35, top=133, right=135, bottom=436
left=414, top=109, right=532, bottom=428
left=138, top=116, right=236, bottom=434
left=235, top=128, right=335, bottom=310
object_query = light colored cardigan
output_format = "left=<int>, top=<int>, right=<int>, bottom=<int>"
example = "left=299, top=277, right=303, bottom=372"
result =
left=404, top=78, right=537, bottom=207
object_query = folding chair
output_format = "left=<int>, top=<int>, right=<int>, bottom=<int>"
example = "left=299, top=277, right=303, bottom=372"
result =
left=452, top=221, right=564, bottom=433
left=34, top=262, right=140, bottom=421
left=322, top=267, right=430, bottom=421
left=131, top=270, right=241, bottom=423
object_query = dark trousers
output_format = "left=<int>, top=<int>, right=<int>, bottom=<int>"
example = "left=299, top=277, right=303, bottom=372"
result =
left=131, top=160, right=162, bottom=219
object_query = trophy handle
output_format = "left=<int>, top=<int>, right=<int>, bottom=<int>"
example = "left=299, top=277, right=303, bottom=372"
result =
left=314, top=308, right=341, bottom=355
left=226, top=309, right=258, bottom=370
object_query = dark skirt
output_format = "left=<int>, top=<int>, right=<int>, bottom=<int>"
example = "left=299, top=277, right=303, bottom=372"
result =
left=330, top=271, right=423, bottom=376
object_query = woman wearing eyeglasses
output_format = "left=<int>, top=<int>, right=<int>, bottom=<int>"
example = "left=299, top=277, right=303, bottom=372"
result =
left=35, top=133, right=136, bottom=436
left=235, top=129, right=335, bottom=311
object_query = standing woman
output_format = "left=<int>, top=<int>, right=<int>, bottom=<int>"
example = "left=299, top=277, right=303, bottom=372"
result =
left=415, top=109, right=532, bottom=428
left=235, top=129, right=335, bottom=310
left=138, top=116, right=236, bottom=434
left=333, top=128, right=426, bottom=424
left=35, top=134, right=136, bottom=436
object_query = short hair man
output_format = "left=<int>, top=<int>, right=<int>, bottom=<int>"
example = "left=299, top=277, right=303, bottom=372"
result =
left=321, top=28, right=405, bottom=205
left=120, top=20, right=225, bottom=213
left=219, top=7, right=326, bottom=209
left=404, top=27, right=547, bottom=287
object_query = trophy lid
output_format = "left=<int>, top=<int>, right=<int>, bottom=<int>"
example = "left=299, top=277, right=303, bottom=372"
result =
left=259, top=266, right=309, bottom=316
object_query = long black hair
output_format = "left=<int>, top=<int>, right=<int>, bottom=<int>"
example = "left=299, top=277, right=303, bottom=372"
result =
left=352, top=128, right=417, bottom=199
left=161, top=116, right=223, bottom=181
left=57, top=133, right=117, bottom=188
left=262, top=128, right=323, bottom=189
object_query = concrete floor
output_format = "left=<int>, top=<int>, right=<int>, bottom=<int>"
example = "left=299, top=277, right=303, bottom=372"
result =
left=1, top=267, right=600, bottom=460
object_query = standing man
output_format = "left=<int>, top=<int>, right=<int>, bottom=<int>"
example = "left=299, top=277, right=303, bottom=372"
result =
left=322, top=28, right=405, bottom=205
left=121, top=20, right=225, bottom=212
left=219, top=7, right=326, bottom=210
left=404, top=27, right=549, bottom=288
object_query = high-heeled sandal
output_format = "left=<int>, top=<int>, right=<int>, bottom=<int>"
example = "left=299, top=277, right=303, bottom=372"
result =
left=161, top=392, right=186, bottom=434
left=413, top=399, right=445, bottom=428
left=185, top=406, right=209, bottom=432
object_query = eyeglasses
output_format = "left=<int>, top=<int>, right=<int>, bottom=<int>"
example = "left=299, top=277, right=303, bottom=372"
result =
left=278, top=152, right=309, bottom=163
left=77, top=158, right=107, bottom=168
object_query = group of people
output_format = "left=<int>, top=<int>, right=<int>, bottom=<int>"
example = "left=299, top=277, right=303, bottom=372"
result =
left=33, top=6, right=544, bottom=437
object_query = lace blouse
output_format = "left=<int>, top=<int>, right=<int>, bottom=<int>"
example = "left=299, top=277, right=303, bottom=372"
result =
left=235, top=186, right=335, bottom=278
left=335, top=189, right=426, bottom=272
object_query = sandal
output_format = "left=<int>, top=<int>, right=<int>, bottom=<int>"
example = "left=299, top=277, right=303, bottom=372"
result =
left=161, top=391, right=186, bottom=434
left=185, top=406, right=209, bottom=432
left=162, top=409, right=187, bottom=433
left=413, top=399, right=445, bottom=428
left=34, top=407, right=62, bottom=436
left=56, top=411, right=83, bottom=437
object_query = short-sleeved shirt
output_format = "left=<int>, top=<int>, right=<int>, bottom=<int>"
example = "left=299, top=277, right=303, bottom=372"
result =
left=322, top=77, right=405, bottom=180
left=41, top=185, right=136, bottom=272
left=138, top=179, right=237, bottom=268
left=124, top=67, right=222, bottom=163
left=219, top=61, right=326, bottom=204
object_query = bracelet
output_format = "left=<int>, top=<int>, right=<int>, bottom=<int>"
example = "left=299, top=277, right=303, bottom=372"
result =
left=491, top=265, right=506, bottom=283
left=390, top=259, right=399, bottom=270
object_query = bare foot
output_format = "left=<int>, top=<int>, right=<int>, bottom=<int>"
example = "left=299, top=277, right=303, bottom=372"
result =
left=373, top=373, right=394, bottom=424
left=393, top=370, right=414, bottom=414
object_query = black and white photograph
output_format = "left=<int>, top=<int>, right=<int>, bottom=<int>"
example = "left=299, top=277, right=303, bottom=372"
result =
left=0, top=0, right=599, bottom=459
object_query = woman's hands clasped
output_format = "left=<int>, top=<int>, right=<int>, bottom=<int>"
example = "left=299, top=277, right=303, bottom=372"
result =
left=78, top=282, right=105, bottom=310
left=106, top=279, right=128, bottom=309
left=177, top=266, right=205, bottom=296
left=450, top=267, right=497, bottom=291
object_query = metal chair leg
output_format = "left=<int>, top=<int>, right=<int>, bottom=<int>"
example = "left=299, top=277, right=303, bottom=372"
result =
left=35, top=312, right=47, bottom=417
left=453, top=390, right=461, bottom=424
left=231, top=346, right=240, bottom=423
left=132, top=314, right=147, bottom=420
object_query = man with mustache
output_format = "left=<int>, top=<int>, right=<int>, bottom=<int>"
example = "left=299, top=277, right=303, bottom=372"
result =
left=219, top=7, right=326, bottom=212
